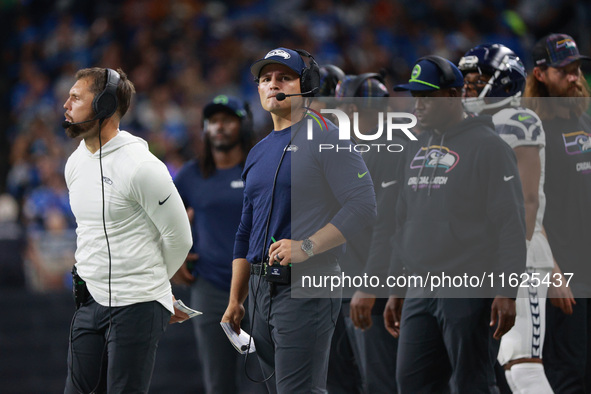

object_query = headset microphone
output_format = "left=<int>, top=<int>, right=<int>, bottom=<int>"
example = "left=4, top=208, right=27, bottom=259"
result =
left=62, top=116, right=99, bottom=129
left=275, top=87, right=318, bottom=101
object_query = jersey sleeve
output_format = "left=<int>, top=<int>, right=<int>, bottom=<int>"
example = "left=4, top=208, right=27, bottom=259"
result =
left=479, top=137, right=527, bottom=296
left=492, top=107, right=545, bottom=150
left=130, top=160, right=192, bottom=278
left=317, top=132, right=377, bottom=241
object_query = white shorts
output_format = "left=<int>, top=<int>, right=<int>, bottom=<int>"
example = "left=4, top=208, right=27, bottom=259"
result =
left=497, top=266, right=552, bottom=366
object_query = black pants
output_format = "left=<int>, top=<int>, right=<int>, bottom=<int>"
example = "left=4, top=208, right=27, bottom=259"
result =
left=65, top=295, right=169, bottom=394
left=396, top=292, right=495, bottom=394
left=543, top=298, right=591, bottom=393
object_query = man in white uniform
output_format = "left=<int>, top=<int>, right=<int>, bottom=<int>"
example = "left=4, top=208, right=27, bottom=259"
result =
left=62, top=67, right=192, bottom=393
left=459, top=44, right=556, bottom=393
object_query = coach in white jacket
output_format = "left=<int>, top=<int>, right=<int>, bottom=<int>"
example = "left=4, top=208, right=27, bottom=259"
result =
left=62, top=67, right=192, bottom=394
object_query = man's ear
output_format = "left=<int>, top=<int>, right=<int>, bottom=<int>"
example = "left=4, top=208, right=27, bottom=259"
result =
left=448, top=87, right=459, bottom=98
left=533, top=67, right=546, bottom=83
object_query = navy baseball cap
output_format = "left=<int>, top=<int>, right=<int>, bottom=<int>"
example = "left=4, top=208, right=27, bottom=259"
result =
left=203, top=95, right=248, bottom=120
left=250, top=47, right=306, bottom=79
left=394, top=57, right=464, bottom=92
left=532, top=33, right=591, bottom=68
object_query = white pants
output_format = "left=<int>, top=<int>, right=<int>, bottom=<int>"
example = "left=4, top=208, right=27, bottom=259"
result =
left=497, top=266, right=551, bottom=366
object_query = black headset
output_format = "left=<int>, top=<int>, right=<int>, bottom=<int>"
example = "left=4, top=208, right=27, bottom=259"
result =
left=92, top=68, right=120, bottom=119
left=416, top=55, right=457, bottom=87
left=344, top=72, right=386, bottom=98
left=239, top=100, right=254, bottom=140
left=318, top=64, right=346, bottom=97
left=294, top=49, right=320, bottom=97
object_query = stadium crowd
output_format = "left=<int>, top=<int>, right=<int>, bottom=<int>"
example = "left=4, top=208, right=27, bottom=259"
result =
left=2, top=1, right=589, bottom=290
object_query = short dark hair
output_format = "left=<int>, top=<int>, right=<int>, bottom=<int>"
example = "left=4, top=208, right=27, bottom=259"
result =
left=75, top=67, right=135, bottom=119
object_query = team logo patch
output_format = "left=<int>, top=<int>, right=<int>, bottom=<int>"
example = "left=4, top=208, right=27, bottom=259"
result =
left=562, top=131, right=591, bottom=155
left=102, top=176, right=113, bottom=185
left=411, top=145, right=460, bottom=173
left=411, top=64, right=421, bottom=80
left=230, top=180, right=244, bottom=189
left=213, top=95, right=229, bottom=104
left=556, top=38, right=576, bottom=50
left=265, top=49, right=291, bottom=59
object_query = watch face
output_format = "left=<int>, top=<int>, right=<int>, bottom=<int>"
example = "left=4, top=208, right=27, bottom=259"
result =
left=302, top=238, right=314, bottom=256
left=302, top=239, right=312, bottom=251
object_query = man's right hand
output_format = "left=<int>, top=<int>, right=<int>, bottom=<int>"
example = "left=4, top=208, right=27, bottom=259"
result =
left=384, top=296, right=404, bottom=338
left=548, top=275, right=576, bottom=315
left=222, top=302, right=245, bottom=334
left=171, top=253, right=198, bottom=285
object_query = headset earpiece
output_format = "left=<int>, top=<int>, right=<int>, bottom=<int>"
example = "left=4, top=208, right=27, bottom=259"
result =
left=92, top=68, right=120, bottom=119
left=295, top=49, right=320, bottom=97
left=240, top=100, right=254, bottom=143
left=417, top=55, right=456, bottom=86
left=346, top=72, right=385, bottom=97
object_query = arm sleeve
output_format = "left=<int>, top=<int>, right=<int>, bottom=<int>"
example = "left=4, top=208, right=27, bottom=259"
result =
left=320, top=138, right=377, bottom=240
left=481, top=140, right=527, bottom=296
left=363, top=147, right=405, bottom=295
left=233, top=191, right=253, bottom=260
left=130, top=160, right=193, bottom=278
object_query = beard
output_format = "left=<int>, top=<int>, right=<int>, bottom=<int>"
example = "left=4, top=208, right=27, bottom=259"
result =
left=65, top=120, right=96, bottom=139
left=209, top=131, right=241, bottom=152
left=548, top=79, right=585, bottom=98
left=548, top=79, right=590, bottom=115
left=212, top=139, right=240, bottom=152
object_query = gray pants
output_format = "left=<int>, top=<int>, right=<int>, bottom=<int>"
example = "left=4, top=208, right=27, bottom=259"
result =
left=396, top=290, right=494, bottom=393
left=248, top=274, right=341, bottom=394
left=65, top=295, right=169, bottom=394
left=351, top=314, right=398, bottom=394
left=190, top=277, right=265, bottom=394
left=327, top=303, right=364, bottom=394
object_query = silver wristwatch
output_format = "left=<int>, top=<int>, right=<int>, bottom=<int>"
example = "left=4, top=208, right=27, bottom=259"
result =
left=301, top=238, right=314, bottom=258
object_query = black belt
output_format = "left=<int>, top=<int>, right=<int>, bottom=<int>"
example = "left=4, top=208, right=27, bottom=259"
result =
left=251, top=263, right=264, bottom=276
left=251, top=255, right=338, bottom=276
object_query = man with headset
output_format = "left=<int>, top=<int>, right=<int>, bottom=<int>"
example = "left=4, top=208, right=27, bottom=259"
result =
left=173, top=95, right=264, bottom=394
left=384, top=56, right=526, bottom=392
left=63, top=67, right=192, bottom=393
left=221, top=48, right=376, bottom=393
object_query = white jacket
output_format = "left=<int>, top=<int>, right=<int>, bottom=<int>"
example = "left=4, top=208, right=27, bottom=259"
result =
left=65, top=130, right=192, bottom=313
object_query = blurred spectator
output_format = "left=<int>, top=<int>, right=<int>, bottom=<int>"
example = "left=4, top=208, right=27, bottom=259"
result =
left=24, top=208, right=76, bottom=292
left=0, top=193, right=26, bottom=288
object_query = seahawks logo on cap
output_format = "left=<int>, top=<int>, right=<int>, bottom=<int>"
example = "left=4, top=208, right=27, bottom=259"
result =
left=213, top=95, right=229, bottom=104
left=411, top=64, right=422, bottom=79
left=265, top=49, right=291, bottom=59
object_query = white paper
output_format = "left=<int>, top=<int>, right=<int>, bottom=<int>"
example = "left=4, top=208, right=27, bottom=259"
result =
left=173, top=299, right=202, bottom=321
left=220, top=322, right=256, bottom=354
